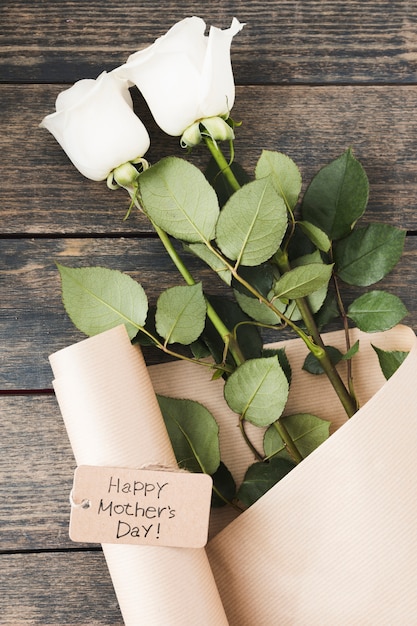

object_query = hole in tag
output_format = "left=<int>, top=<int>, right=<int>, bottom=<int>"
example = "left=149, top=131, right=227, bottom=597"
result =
left=69, top=489, right=91, bottom=510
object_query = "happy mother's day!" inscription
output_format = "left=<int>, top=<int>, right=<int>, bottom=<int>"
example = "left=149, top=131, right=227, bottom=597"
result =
left=69, top=465, right=213, bottom=548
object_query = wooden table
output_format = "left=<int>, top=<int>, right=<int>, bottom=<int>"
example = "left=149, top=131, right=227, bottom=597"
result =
left=2, top=1, right=417, bottom=623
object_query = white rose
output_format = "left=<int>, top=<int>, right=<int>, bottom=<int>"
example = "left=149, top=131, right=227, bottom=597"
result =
left=116, top=17, right=243, bottom=137
left=40, top=71, right=150, bottom=181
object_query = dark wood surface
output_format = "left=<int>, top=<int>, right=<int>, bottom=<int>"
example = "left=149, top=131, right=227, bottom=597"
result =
left=2, top=1, right=417, bottom=623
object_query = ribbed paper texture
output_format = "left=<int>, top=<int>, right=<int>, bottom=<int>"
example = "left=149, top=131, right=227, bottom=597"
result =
left=151, top=324, right=417, bottom=624
left=49, top=325, right=228, bottom=626
left=51, top=324, right=417, bottom=624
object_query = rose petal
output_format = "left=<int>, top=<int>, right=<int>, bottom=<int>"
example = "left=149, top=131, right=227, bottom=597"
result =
left=40, top=72, right=150, bottom=181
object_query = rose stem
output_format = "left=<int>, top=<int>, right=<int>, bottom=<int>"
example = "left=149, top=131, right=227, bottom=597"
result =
left=204, top=136, right=241, bottom=193
left=150, top=221, right=245, bottom=367
left=203, top=137, right=358, bottom=419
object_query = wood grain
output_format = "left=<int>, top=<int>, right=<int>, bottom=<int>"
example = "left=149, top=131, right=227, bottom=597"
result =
left=1, top=395, right=77, bottom=550
left=2, top=1, right=417, bottom=84
left=2, top=84, right=417, bottom=234
left=0, top=552, right=123, bottom=624
left=2, top=1, right=417, bottom=623
left=1, top=236, right=416, bottom=390
left=0, top=237, right=231, bottom=389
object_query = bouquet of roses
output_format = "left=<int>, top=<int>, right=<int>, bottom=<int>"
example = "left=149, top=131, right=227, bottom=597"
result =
left=40, top=16, right=409, bottom=511
left=41, top=16, right=417, bottom=625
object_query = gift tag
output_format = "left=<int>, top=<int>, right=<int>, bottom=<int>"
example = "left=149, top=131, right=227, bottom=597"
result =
left=69, top=465, right=213, bottom=548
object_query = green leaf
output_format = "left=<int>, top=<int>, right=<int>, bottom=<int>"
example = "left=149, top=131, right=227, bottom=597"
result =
left=286, top=223, right=316, bottom=258
left=155, top=283, right=207, bottom=344
left=244, top=254, right=330, bottom=325
left=205, top=158, right=250, bottom=207
left=303, top=341, right=359, bottom=375
left=157, top=395, right=220, bottom=475
left=264, top=414, right=331, bottom=459
left=313, top=291, right=340, bottom=329
left=234, top=289, right=282, bottom=325
left=273, top=263, right=333, bottom=300
left=371, top=345, right=409, bottom=380
left=232, top=263, right=275, bottom=298
left=302, top=149, right=369, bottom=240
left=282, top=251, right=330, bottom=321
left=132, top=305, right=161, bottom=347
left=298, top=221, right=331, bottom=252
left=255, top=150, right=302, bottom=210
left=211, top=462, right=237, bottom=507
left=57, top=264, right=148, bottom=340
left=347, top=291, right=408, bottom=332
left=342, top=340, right=360, bottom=360
left=185, top=243, right=231, bottom=285
left=138, top=157, right=219, bottom=243
left=224, top=356, right=289, bottom=427
left=262, top=347, right=292, bottom=384
left=216, top=178, right=288, bottom=266
left=189, top=338, right=211, bottom=359
left=333, top=224, right=406, bottom=286
left=237, top=457, right=296, bottom=507
left=262, top=433, right=293, bottom=462
left=201, top=296, right=263, bottom=365
left=302, top=345, right=343, bottom=374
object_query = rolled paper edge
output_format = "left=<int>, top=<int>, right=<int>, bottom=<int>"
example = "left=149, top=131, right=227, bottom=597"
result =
left=207, top=325, right=417, bottom=624
left=50, top=325, right=228, bottom=626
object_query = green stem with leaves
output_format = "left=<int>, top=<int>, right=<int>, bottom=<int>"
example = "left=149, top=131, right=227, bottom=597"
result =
left=331, top=262, right=359, bottom=407
left=150, top=221, right=245, bottom=367
left=124, top=184, right=245, bottom=368
left=205, top=138, right=358, bottom=419
left=274, top=251, right=358, bottom=418
left=273, top=420, right=304, bottom=464
left=239, top=417, right=265, bottom=462
left=204, top=136, right=241, bottom=193
left=144, top=328, right=233, bottom=375
left=212, top=483, right=244, bottom=513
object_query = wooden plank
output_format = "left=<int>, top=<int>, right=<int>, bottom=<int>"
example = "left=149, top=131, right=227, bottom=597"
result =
left=0, top=237, right=230, bottom=389
left=1, top=236, right=416, bottom=390
left=1, top=1, right=417, bottom=84
left=0, top=395, right=77, bottom=551
left=1, top=551, right=123, bottom=624
left=3, top=84, right=417, bottom=234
